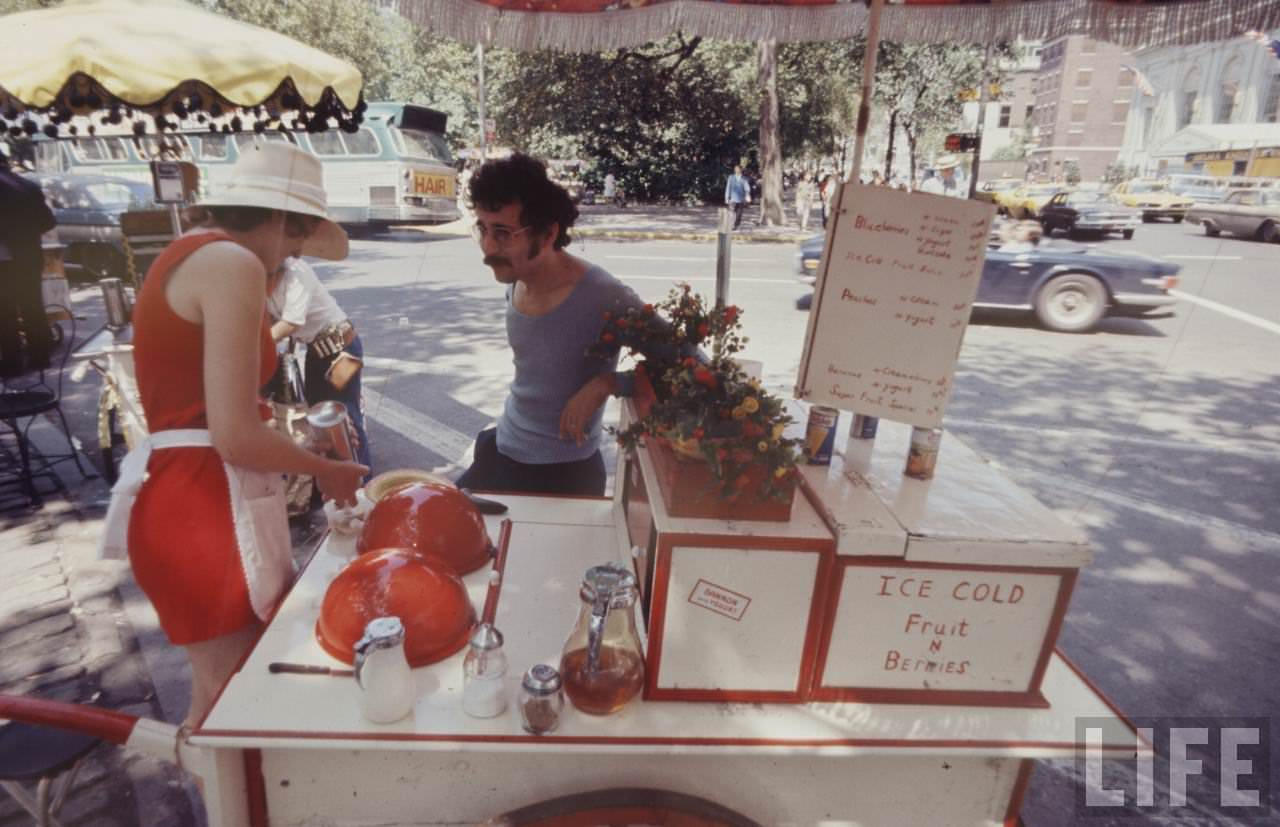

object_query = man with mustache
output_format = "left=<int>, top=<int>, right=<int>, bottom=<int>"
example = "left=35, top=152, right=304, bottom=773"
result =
left=455, top=153, right=643, bottom=496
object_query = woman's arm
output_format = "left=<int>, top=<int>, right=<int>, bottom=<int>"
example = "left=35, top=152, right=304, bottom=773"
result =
left=192, top=244, right=366, bottom=503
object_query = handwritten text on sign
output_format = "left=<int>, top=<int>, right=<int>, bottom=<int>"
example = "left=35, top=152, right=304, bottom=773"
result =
left=821, top=565, right=1064, bottom=692
left=796, top=185, right=995, bottom=428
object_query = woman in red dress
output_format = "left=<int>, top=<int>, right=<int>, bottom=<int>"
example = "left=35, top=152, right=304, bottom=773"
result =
left=120, top=142, right=366, bottom=725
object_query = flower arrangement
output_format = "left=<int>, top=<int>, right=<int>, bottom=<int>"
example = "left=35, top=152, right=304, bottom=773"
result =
left=592, top=284, right=801, bottom=502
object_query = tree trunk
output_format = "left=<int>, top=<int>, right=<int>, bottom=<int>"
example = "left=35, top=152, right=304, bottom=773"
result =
left=757, top=39, right=784, bottom=227
left=904, top=122, right=918, bottom=187
left=883, top=109, right=897, bottom=180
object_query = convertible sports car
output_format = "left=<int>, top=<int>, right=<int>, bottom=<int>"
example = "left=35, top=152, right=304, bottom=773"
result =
left=794, top=234, right=1180, bottom=333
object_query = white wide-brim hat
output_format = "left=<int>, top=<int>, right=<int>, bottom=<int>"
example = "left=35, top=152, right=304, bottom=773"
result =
left=200, top=140, right=348, bottom=261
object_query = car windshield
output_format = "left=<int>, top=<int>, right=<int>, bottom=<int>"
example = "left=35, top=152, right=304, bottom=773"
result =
left=1066, top=192, right=1108, bottom=205
left=389, top=127, right=453, bottom=164
left=84, top=181, right=153, bottom=209
left=1262, top=191, right=1280, bottom=206
left=1128, top=182, right=1167, bottom=193
left=1028, top=185, right=1059, bottom=195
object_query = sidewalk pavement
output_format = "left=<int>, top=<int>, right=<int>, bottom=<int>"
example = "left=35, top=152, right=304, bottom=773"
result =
left=0, top=419, right=200, bottom=827
left=419, top=201, right=820, bottom=245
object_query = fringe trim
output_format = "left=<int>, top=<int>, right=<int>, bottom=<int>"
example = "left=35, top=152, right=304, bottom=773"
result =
left=394, top=0, right=1280, bottom=52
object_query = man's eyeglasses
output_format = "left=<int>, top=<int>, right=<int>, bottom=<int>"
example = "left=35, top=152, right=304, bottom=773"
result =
left=471, top=221, right=532, bottom=246
left=284, top=213, right=320, bottom=239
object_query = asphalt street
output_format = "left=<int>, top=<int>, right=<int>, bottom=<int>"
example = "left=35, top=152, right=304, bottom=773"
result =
left=50, top=219, right=1280, bottom=825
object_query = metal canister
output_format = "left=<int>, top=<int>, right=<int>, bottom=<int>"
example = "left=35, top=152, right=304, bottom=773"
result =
left=850, top=413, right=879, bottom=440
left=100, top=278, right=131, bottom=330
left=519, top=664, right=564, bottom=735
left=804, top=405, right=839, bottom=465
left=905, top=427, right=943, bottom=480
left=306, top=400, right=355, bottom=461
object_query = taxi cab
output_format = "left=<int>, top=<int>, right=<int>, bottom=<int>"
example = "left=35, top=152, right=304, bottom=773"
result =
left=1109, top=179, right=1194, bottom=223
left=1004, top=183, right=1063, bottom=219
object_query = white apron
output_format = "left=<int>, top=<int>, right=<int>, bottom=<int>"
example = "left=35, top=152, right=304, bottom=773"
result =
left=98, top=429, right=295, bottom=621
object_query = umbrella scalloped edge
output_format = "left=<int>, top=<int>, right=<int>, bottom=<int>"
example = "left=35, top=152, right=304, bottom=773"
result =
left=0, top=73, right=365, bottom=140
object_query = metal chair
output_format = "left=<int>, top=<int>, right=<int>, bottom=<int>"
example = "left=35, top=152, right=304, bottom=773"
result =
left=0, top=304, right=96, bottom=509
left=0, top=721, right=100, bottom=827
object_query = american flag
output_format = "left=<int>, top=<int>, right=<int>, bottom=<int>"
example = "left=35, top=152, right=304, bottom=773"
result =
left=1122, top=64, right=1155, bottom=97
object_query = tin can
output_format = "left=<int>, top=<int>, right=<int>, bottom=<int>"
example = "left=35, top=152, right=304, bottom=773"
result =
left=306, top=400, right=355, bottom=462
left=804, top=405, right=839, bottom=465
left=905, top=427, right=943, bottom=480
left=850, top=413, right=879, bottom=440
left=100, top=278, right=131, bottom=330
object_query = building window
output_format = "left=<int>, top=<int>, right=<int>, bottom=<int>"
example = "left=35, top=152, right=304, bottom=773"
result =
left=1066, top=131, right=1083, bottom=147
left=1081, top=39, right=1098, bottom=55
left=1118, top=68, right=1134, bottom=87
left=1112, top=101, right=1129, bottom=123
left=1217, top=56, right=1242, bottom=123
left=1263, top=74, right=1280, bottom=122
left=1076, top=69, right=1092, bottom=88
left=1180, top=67, right=1201, bottom=129
left=998, top=105, right=1012, bottom=128
left=1071, top=103, right=1088, bottom=123
left=1025, top=104, right=1035, bottom=124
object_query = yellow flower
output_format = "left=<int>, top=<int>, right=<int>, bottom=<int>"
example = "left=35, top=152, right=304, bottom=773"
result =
left=757, top=441, right=769, bottom=452
left=742, top=397, right=760, bottom=413
left=732, top=406, right=747, bottom=420
left=748, top=378, right=762, bottom=390
left=772, top=423, right=785, bottom=440
left=774, top=466, right=789, bottom=478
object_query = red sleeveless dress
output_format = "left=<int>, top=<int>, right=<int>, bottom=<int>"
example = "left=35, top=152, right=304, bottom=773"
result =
left=128, top=232, right=278, bottom=645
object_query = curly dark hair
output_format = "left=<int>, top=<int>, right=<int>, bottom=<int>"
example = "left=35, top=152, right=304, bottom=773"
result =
left=469, top=153, right=578, bottom=250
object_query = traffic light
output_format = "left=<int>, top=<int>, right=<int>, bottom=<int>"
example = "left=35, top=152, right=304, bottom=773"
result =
left=944, top=133, right=980, bottom=152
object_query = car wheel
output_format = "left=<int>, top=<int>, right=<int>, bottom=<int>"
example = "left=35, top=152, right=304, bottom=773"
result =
left=1122, top=229, right=1134, bottom=240
left=1173, top=215, right=1184, bottom=224
left=1141, top=213, right=1154, bottom=223
left=1204, top=222, right=1220, bottom=237
left=1064, top=219, right=1077, bottom=238
left=1259, top=221, right=1280, bottom=244
left=1034, top=273, right=1107, bottom=333
left=796, top=292, right=813, bottom=311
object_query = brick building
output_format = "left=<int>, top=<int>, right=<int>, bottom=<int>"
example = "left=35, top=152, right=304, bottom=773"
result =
left=1026, top=35, right=1135, bottom=182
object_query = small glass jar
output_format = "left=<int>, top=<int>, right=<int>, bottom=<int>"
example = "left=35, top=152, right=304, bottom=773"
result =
left=462, top=623, right=508, bottom=718
left=519, top=664, right=564, bottom=735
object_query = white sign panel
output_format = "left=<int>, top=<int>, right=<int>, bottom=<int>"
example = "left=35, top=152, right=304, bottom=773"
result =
left=796, top=184, right=995, bottom=428
left=822, top=564, right=1063, bottom=692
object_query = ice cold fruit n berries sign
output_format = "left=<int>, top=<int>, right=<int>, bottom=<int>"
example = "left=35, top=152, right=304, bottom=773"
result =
left=796, top=183, right=996, bottom=429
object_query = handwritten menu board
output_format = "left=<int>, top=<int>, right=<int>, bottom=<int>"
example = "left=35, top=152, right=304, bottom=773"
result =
left=821, top=564, right=1065, bottom=693
left=796, top=183, right=995, bottom=428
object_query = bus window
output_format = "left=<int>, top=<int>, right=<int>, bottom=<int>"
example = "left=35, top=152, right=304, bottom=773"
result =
left=137, top=135, right=192, bottom=161
left=35, top=140, right=64, bottom=172
left=343, top=127, right=381, bottom=156
left=72, top=138, right=109, bottom=161
left=105, top=138, right=131, bottom=161
left=232, top=132, right=293, bottom=150
left=197, top=134, right=231, bottom=160
left=308, top=132, right=345, bottom=156
left=388, top=126, right=452, bottom=164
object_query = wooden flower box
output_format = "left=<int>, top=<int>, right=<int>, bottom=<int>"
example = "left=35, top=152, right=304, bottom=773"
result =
left=644, top=435, right=795, bottom=522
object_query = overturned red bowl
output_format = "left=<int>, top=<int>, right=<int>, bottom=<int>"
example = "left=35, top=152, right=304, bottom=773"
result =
left=357, top=480, right=493, bottom=576
left=316, top=548, right=477, bottom=667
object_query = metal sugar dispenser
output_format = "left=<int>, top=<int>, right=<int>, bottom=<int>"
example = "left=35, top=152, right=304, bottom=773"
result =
left=461, top=623, right=508, bottom=719
left=559, top=563, right=644, bottom=716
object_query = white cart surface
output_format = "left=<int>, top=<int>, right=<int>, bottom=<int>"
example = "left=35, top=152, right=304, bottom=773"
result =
left=194, top=494, right=1137, bottom=826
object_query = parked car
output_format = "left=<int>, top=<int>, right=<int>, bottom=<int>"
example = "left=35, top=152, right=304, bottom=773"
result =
left=1004, top=183, right=1062, bottom=219
left=793, top=234, right=1180, bottom=333
left=1110, top=179, right=1194, bottom=223
left=1185, top=188, right=1280, bottom=243
left=26, top=172, right=156, bottom=280
left=1038, top=190, right=1140, bottom=239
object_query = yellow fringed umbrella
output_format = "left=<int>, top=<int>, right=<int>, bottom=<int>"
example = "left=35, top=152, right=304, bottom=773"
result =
left=0, top=0, right=364, bottom=136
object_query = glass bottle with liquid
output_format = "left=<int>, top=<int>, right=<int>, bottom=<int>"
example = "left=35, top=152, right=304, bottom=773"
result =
left=559, top=563, right=645, bottom=715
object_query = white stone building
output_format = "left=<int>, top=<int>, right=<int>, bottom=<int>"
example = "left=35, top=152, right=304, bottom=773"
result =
left=1118, top=30, right=1280, bottom=176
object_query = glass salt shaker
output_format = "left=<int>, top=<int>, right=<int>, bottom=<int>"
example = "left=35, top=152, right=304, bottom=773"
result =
left=519, top=664, right=564, bottom=735
left=462, top=623, right=508, bottom=718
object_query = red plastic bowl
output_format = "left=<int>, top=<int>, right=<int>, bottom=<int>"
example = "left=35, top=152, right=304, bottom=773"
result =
left=316, top=548, right=477, bottom=667
left=356, top=480, right=493, bottom=575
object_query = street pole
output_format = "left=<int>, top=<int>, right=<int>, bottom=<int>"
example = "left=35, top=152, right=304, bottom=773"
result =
left=715, top=207, right=733, bottom=309
left=476, top=44, right=487, bottom=161
left=968, top=39, right=994, bottom=199
left=849, top=0, right=885, bottom=184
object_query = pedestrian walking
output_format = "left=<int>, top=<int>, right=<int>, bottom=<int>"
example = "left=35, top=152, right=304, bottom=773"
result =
left=795, top=174, right=816, bottom=231
left=724, top=164, right=751, bottom=230
left=819, top=173, right=836, bottom=228
left=0, top=148, right=56, bottom=376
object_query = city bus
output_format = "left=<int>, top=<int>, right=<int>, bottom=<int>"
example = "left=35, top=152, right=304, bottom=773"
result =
left=27, top=102, right=459, bottom=228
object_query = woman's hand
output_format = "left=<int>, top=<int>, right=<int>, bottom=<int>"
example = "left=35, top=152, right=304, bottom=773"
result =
left=315, top=459, right=368, bottom=508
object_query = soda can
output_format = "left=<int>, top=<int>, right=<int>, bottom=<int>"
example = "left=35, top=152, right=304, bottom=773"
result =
left=850, top=413, right=879, bottom=440
left=306, top=400, right=355, bottom=462
left=905, top=427, right=943, bottom=480
left=804, top=405, right=839, bottom=465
